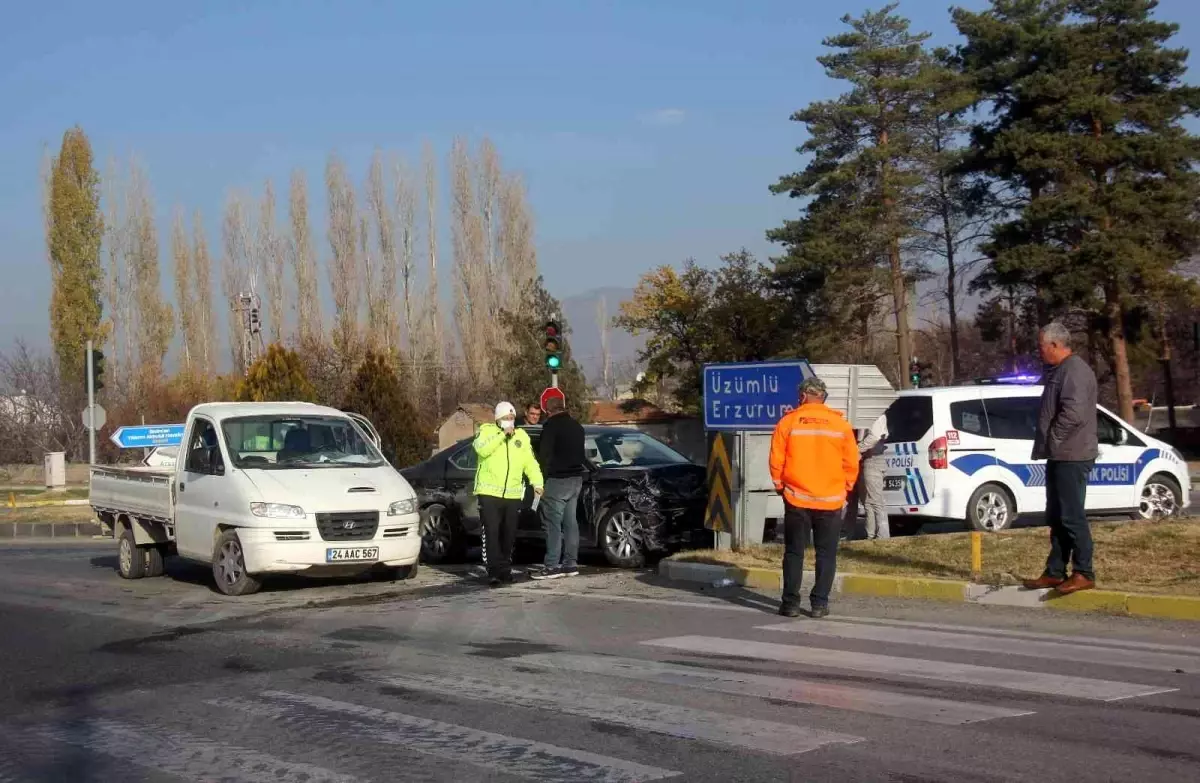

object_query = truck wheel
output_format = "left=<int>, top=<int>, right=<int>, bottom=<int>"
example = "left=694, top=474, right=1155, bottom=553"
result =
left=212, top=530, right=262, bottom=596
left=391, top=563, right=419, bottom=581
left=143, top=544, right=166, bottom=578
left=966, top=484, right=1015, bottom=532
left=117, top=528, right=145, bottom=579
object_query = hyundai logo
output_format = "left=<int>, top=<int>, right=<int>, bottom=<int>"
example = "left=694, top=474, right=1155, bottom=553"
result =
left=342, top=520, right=357, bottom=530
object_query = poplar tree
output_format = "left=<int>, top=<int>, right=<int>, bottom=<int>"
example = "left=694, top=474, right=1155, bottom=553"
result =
left=46, top=127, right=105, bottom=395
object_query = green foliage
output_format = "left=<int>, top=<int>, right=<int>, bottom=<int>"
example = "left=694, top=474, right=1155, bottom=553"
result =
left=46, top=126, right=105, bottom=396
left=234, top=344, right=318, bottom=403
left=615, top=251, right=792, bottom=412
left=770, top=5, right=952, bottom=375
left=495, top=276, right=591, bottom=421
left=341, top=351, right=429, bottom=467
left=955, top=0, right=1200, bottom=419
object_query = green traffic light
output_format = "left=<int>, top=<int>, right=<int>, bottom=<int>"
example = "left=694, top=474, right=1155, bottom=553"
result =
left=547, top=355, right=562, bottom=370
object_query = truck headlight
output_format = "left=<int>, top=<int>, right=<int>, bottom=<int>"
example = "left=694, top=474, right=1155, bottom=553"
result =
left=388, top=498, right=418, bottom=516
left=250, top=502, right=306, bottom=519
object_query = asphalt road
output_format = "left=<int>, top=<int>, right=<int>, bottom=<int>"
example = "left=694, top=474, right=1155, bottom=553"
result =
left=1, top=541, right=1199, bottom=782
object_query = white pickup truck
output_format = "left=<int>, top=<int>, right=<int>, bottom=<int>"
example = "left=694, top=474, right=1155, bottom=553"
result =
left=90, top=401, right=422, bottom=596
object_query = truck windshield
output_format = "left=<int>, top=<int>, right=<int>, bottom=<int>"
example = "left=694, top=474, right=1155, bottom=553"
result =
left=221, top=415, right=386, bottom=470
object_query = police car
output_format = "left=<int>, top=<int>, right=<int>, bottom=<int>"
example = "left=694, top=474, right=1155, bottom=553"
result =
left=882, top=379, right=1191, bottom=533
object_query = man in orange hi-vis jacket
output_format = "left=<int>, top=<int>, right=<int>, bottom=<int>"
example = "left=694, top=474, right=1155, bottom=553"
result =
left=769, top=377, right=860, bottom=618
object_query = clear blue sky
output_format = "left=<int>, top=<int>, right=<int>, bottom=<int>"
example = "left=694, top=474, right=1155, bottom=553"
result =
left=1, top=0, right=1197, bottom=348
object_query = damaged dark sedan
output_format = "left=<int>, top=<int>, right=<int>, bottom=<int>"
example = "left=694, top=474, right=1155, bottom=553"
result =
left=400, top=426, right=709, bottom=567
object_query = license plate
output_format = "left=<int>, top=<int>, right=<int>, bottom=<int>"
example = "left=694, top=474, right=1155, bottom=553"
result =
left=326, top=547, right=380, bottom=563
left=884, top=476, right=905, bottom=492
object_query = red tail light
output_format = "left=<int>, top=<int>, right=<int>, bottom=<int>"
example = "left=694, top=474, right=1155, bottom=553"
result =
left=929, top=436, right=949, bottom=470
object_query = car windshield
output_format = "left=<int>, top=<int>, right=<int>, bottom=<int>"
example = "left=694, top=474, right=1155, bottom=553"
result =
left=587, top=431, right=691, bottom=467
left=221, top=415, right=385, bottom=469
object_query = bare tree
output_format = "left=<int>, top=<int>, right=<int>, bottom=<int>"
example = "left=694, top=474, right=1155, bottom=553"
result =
left=101, top=158, right=134, bottom=392
left=0, top=341, right=83, bottom=461
left=258, top=179, right=286, bottom=344
left=221, top=191, right=254, bottom=370
left=420, top=142, right=443, bottom=412
left=395, top=155, right=418, bottom=355
left=497, top=171, right=538, bottom=312
left=191, top=210, right=216, bottom=378
left=366, top=151, right=397, bottom=352
left=171, top=209, right=195, bottom=372
left=596, top=295, right=613, bottom=399
left=326, top=154, right=362, bottom=356
left=450, top=138, right=494, bottom=390
left=288, top=170, right=320, bottom=346
left=127, top=160, right=174, bottom=394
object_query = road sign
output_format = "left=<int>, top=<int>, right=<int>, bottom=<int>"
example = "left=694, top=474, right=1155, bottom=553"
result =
left=702, top=360, right=816, bottom=431
left=704, top=432, right=734, bottom=532
left=539, top=386, right=566, bottom=411
left=110, top=424, right=185, bottom=449
left=81, top=404, right=107, bottom=431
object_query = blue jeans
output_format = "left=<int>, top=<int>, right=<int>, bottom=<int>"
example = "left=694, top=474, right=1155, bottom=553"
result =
left=1044, top=460, right=1095, bottom=580
left=541, top=476, right=583, bottom=568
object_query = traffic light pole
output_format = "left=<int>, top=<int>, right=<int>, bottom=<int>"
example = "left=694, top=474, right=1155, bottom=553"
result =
left=86, top=340, right=96, bottom=466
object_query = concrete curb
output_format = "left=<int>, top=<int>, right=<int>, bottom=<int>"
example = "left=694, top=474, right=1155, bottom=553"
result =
left=0, top=521, right=104, bottom=539
left=658, top=560, right=1200, bottom=622
left=6, top=498, right=90, bottom=508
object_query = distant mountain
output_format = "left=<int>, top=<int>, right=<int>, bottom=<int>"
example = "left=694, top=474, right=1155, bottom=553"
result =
left=558, top=287, right=643, bottom=389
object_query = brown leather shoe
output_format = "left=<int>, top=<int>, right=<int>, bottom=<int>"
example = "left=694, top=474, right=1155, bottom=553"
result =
left=1022, top=574, right=1065, bottom=590
left=1054, top=573, right=1096, bottom=595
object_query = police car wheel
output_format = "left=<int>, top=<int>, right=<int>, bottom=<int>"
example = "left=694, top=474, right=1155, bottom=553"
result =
left=966, top=484, right=1015, bottom=533
left=1138, top=475, right=1181, bottom=520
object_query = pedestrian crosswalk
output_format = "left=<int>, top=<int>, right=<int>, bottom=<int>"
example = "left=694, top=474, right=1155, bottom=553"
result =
left=5, top=613, right=1196, bottom=782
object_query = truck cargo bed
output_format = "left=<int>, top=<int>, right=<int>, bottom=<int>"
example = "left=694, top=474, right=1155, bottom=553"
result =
left=90, top=465, right=173, bottom=523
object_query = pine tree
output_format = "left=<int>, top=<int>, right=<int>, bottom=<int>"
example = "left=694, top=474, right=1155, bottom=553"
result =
left=340, top=351, right=429, bottom=467
left=955, top=0, right=1200, bottom=421
left=771, top=5, right=939, bottom=376
left=45, top=127, right=105, bottom=397
left=235, top=343, right=317, bottom=402
left=494, top=276, right=591, bottom=421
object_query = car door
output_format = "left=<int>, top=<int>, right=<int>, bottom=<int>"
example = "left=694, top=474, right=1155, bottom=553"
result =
left=444, top=444, right=481, bottom=533
left=174, top=417, right=227, bottom=560
left=517, top=432, right=543, bottom=538
left=978, top=395, right=1047, bottom=513
left=1089, top=408, right=1147, bottom=510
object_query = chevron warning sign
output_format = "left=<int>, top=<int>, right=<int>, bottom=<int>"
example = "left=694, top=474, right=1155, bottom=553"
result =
left=705, top=432, right=734, bottom=532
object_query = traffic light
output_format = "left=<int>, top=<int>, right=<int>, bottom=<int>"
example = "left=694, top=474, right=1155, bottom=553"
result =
left=543, top=321, right=562, bottom=371
left=909, top=357, right=920, bottom=389
left=249, top=307, right=261, bottom=335
left=89, top=348, right=105, bottom=393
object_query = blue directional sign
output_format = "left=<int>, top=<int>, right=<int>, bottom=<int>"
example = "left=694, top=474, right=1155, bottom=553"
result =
left=110, top=424, right=186, bottom=449
left=703, top=360, right=816, bottom=431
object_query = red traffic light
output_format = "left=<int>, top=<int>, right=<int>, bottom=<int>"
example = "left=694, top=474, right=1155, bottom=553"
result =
left=544, top=321, right=559, bottom=338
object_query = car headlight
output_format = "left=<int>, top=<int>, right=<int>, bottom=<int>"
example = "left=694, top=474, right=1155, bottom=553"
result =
left=388, top=498, right=418, bottom=516
left=250, top=502, right=306, bottom=519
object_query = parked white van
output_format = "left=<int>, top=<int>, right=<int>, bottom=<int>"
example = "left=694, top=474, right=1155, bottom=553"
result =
left=882, top=383, right=1191, bottom=533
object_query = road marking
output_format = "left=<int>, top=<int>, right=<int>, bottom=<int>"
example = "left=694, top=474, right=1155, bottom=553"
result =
left=213, top=693, right=680, bottom=782
left=34, top=717, right=360, bottom=782
left=539, top=591, right=764, bottom=612
left=512, top=652, right=1034, bottom=725
left=758, top=621, right=1200, bottom=673
left=361, top=671, right=862, bottom=755
left=641, top=636, right=1178, bottom=702
left=823, top=615, right=1200, bottom=655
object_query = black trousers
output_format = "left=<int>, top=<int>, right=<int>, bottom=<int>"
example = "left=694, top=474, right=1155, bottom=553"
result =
left=782, top=503, right=843, bottom=609
left=480, top=495, right=521, bottom=577
left=1044, top=459, right=1095, bottom=580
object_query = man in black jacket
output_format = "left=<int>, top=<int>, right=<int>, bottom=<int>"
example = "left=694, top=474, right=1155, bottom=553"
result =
left=530, top=396, right=588, bottom=579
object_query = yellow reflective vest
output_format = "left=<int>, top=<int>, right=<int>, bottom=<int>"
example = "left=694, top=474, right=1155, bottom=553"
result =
left=472, top=423, right=544, bottom=500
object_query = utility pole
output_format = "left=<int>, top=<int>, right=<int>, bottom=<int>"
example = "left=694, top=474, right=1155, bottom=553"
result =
left=233, top=292, right=264, bottom=374
left=86, top=340, right=96, bottom=466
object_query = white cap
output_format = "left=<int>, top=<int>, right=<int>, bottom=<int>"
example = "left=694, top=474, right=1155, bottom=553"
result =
left=494, top=401, right=516, bottom=420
